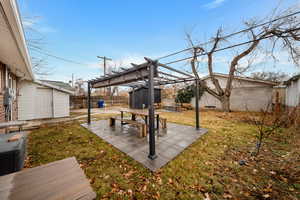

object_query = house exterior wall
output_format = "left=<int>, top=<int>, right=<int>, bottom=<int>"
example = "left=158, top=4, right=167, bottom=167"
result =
left=191, top=76, right=275, bottom=111
left=10, top=73, right=18, bottom=121
left=286, top=79, right=300, bottom=107
left=0, top=62, right=18, bottom=122
left=0, top=63, right=6, bottom=123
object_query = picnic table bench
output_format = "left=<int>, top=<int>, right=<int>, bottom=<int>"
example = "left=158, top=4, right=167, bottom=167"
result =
left=109, top=117, right=147, bottom=137
left=0, top=121, right=27, bottom=133
left=109, top=109, right=167, bottom=138
left=0, top=157, right=96, bottom=200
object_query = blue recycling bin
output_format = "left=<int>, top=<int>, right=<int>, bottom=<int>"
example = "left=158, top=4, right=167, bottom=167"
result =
left=98, top=100, right=105, bottom=108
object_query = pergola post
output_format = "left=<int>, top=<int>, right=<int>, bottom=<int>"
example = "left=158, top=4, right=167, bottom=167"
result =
left=195, top=79, right=200, bottom=129
left=87, top=81, right=91, bottom=124
left=132, top=88, right=135, bottom=109
left=148, top=62, right=157, bottom=160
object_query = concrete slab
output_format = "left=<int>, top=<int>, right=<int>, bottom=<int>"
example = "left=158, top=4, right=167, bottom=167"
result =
left=81, top=120, right=208, bottom=171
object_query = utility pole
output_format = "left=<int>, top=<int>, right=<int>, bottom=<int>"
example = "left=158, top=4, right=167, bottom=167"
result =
left=71, top=73, right=74, bottom=87
left=97, top=56, right=112, bottom=96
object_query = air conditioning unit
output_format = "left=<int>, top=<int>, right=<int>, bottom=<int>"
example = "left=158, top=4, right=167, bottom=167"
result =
left=0, top=133, right=26, bottom=176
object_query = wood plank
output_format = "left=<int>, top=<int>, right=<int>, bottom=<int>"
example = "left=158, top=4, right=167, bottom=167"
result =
left=120, top=109, right=161, bottom=116
left=0, top=157, right=96, bottom=200
left=0, top=121, right=27, bottom=129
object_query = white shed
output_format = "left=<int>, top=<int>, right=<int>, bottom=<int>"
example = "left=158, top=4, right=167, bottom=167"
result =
left=285, top=74, right=300, bottom=108
left=18, top=80, right=74, bottom=120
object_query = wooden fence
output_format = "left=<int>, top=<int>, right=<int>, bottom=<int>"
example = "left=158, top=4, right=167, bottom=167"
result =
left=70, top=95, right=128, bottom=109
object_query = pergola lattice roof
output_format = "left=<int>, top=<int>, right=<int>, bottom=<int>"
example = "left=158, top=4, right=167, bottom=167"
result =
left=88, top=57, right=196, bottom=88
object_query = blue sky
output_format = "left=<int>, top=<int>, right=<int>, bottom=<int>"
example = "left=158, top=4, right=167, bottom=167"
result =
left=18, top=0, right=300, bottom=82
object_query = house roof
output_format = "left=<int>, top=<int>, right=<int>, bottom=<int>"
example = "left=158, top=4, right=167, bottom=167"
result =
left=35, top=80, right=75, bottom=95
left=201, top=73, right=278, bottom=86
left=0, top=0, right=34, bottom=80
left=284, top=74, right=300, bottom=86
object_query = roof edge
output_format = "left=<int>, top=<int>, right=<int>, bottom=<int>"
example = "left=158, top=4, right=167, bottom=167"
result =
left=284, top=74, right=300, bottom=86
left=201, top=73, right=278, bottom=86
left=1, top=0, right=34, bottom=80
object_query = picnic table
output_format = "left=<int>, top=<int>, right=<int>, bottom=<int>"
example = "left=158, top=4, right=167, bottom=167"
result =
left=0, top=121, right=28, bottom=133
left=120, top=109, right=161, bottom=129
left=0, top=157, right=96, bottom=200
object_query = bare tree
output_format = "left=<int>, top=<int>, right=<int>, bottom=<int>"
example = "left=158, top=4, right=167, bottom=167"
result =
left=245, top=102, right=298, bottom=156
left=22, top=16, right=52, bottom=77
left=188, top=7, right=300, bottom=112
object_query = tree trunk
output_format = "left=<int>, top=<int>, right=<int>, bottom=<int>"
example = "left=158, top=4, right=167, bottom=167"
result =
left=220, top=96, right=231, bottom=112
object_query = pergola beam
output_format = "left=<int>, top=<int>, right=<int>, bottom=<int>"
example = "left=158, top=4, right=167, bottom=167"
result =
left=157, top=62, right=194, bottom=78
left=90, top=61, right=158, bottom=88
left=157, top=76, right=175, bottom=82
left=158, top=71, right=185, bottom=80
left=122, top=77, right=196, bottom=88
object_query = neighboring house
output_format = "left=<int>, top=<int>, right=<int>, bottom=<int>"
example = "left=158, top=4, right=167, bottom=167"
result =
left=18, top=80, right=74, bottom=120
left=284, top=74, right=300, bottom=108
left=191, top=73, right=278, bottom=111
left=0, top=0, right=34, bottom=123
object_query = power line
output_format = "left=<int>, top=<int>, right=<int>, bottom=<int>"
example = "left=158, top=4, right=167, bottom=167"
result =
left=29, top=46, right=88, bottom=66
left=26, top=10, right=300, bottom=70
left=156, top=10, right=300, bottom=60
left=164, top=27, right=300, bottom=65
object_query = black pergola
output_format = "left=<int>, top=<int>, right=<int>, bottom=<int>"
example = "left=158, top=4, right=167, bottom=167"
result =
left=87, top=57, right=201, bottom=160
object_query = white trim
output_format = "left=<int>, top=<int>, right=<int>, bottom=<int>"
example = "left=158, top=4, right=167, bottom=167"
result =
left=0, top=0, right=34, bottom=80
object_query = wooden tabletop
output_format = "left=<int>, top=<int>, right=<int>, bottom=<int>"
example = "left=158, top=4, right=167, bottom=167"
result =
left=120, top=109, right=160, bottom=116
left=0, top=157, right=96, bottom=200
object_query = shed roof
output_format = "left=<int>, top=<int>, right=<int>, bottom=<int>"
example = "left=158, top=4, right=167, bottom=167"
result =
left=284, top=74, right=300, bottom=86
left=129, top=86, right=161, bottom=93
left=40, top=80, right=75, bottom=92
left=35, top=80, right=74, bottom=95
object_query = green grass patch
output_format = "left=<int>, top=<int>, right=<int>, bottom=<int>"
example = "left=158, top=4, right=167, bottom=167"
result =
left=26, top=110, right=300, bottom=199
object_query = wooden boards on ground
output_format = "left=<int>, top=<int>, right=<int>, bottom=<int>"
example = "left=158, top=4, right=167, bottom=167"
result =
left=0, top=157, right=96, bottom=200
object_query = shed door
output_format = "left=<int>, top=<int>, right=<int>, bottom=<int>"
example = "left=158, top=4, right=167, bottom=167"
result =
left=53, top=90, right=69, bottom=118
left=35, top=88, right=53, bottom=119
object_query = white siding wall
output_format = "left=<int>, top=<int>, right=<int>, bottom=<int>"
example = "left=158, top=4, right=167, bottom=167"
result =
left=53, top=90, right=69, bottom=118
left=18, top=80, right=70, bottom=120
left=286, top=79, right=300, bottom=107
left=18, top=81, right=37, bottom=120
left=191, top=77, right=275, bottom=111
left=35, top=88, right=53, bottom=119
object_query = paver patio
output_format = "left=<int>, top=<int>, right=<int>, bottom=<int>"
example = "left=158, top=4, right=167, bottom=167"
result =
left=82, top=120, right=208, bottom=171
